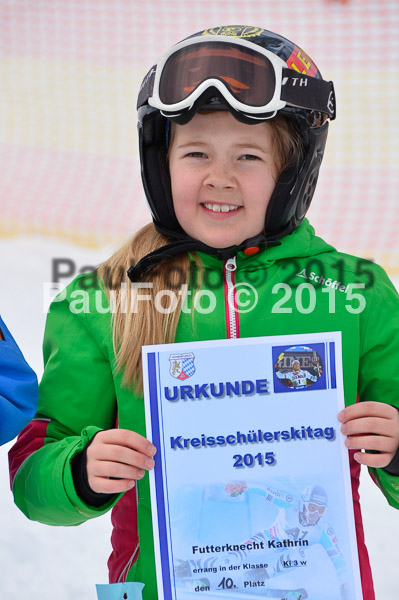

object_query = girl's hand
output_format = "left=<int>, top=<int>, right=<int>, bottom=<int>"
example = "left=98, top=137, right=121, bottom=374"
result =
left=86, top=429, right=156, bottom=494
left=338, top=401, right=399, bottom=468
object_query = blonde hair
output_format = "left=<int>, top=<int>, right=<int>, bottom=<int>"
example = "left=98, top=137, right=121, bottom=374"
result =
left=97, top=224, right=196, bottom=391
left=269, top=115, right=304, bottom=176
left=98, top=115, right=304, bottom=391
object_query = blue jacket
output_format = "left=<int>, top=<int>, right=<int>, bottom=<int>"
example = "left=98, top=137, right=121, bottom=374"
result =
left=0, top=316, right=38, bottom=445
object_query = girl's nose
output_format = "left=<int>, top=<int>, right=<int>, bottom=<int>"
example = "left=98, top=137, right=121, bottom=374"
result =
left=203, top=160, right=236, bottom=190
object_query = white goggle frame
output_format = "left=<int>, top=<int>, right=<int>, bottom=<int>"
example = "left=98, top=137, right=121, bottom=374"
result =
left=147, top=35, right=288, bottom=120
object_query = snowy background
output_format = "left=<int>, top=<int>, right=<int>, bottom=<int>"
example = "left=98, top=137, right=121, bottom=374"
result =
left=0, top=237, right=398, bottom=600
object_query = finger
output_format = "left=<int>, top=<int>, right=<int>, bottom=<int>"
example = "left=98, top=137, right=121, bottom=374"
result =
left=89, top=458, right=147, bottom=480
left=88, top=443, right=155, bottom=471
left=92, top=429, right=156, bottom=457
left=101, top=429, right=157, bottom=458
left=88, top=475, right=137, bottom=495
left=352, top=450, right=393, bottom=469
left=344, top=434, right=397, bottom=454
left=338, top=402, right=397, bottom=423
left=341, top=416, right=398, bottom=438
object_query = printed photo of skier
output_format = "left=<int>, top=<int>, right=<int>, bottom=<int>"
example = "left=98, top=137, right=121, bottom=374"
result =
left=273, top=345, right=326, bottom=393
left=172, top=479, right=350, bottom=600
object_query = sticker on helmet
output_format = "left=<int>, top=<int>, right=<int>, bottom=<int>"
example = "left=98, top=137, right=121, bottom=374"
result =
left=202, top=25, right=265, bottom=38
left=287, top=45, right=319, bottom=76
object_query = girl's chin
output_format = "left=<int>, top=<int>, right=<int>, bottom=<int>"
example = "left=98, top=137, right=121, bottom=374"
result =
left=181, top=223, right=262, bottom=248
left=196, top=235, right=245, bottom=248
left=184, top=228, right=259, bottom=248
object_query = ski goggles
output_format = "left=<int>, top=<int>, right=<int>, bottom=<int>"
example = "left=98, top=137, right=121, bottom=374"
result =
left=137, top=35, right=336, bottom=122
left=308, top=503, right=326, bottom=515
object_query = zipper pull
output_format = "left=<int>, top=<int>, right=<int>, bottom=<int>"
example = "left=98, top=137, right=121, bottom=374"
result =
left=225, top=256, right=237, bottom=272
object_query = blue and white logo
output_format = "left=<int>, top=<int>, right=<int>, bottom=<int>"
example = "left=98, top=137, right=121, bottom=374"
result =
left=169, top=353, right=195, bottom=380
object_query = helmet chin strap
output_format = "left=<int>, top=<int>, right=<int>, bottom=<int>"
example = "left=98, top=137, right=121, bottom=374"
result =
left=127, top=228, right=281, bottom=282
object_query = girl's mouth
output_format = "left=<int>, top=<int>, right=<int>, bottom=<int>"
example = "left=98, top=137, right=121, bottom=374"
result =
left=202, top=203, right=241, bottom=213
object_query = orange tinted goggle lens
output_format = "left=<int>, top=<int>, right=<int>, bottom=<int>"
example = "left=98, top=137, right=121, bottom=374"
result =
left=308, top=503, right=326, bottom=514
left=159, top=42, right=276, bottom=107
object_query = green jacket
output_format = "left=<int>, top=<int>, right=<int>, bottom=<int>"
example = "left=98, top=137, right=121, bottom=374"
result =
left=9, top=220, right=399, bottom=599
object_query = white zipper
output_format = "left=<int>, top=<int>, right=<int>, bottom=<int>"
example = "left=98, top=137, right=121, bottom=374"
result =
left=224, top=256, right=239, bottom=339
left=117, top=542, right=140, bottom=582
left=117, top=485, right=140, bottom=583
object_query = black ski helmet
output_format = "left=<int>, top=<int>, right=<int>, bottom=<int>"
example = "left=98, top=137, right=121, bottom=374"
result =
left=129, top=25, right=335, bottom=280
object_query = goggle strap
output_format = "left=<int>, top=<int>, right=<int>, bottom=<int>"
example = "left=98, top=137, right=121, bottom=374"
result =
left=137, top=65, right=156, bottom=110
left=281, top=69, right=336, bottom=120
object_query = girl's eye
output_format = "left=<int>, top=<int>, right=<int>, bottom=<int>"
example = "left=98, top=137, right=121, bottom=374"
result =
left=186, top=152, right=207, bottom=158
left=240, top=154, right=260, bottom=161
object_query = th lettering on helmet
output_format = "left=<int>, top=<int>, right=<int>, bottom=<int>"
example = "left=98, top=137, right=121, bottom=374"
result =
left=202, top=25, right=265, bottom=38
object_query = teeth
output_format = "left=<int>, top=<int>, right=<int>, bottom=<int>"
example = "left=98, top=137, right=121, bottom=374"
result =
left=204, top=203, right=239, bottom=213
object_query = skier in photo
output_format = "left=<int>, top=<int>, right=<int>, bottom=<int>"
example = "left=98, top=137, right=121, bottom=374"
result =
left=174, top=482, right=349, bottom=599
left=276, top=359, right=318, bottom=388
left=232, top=481, right=348, bottom=597
left=0, top=315, right=38, bottom=445
left=8, top=24, right=399, bottom=600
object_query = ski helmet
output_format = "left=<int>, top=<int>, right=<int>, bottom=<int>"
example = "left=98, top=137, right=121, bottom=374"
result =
left=130, top=25, right=335, bottom=280
left=300, top=485, right=328, bottom=525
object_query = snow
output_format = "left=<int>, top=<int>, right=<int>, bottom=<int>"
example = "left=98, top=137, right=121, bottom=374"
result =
left=0, top=236, right=398, bottom=599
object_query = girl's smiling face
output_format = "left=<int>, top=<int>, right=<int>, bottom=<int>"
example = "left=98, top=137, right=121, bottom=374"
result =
left=168, top=111, right=278, bottom=248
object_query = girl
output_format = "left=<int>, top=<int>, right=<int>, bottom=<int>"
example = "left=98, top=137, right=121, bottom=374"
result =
left=9, top=25, right=399, bottom=600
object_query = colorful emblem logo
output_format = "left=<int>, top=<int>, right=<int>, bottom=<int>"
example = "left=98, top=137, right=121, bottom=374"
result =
left=169, top=352, right=196, bottom=380
left=286, top=45, right=318, bottom=76
left=202, top=26, right=265, bottom=38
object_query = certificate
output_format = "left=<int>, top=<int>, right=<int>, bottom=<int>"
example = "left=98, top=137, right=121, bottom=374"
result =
left=142, top=332, right=363, bottom=600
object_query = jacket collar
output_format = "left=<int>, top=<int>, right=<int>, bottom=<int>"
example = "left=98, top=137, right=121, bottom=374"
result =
left=194, top=220, right=335, bottom=271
